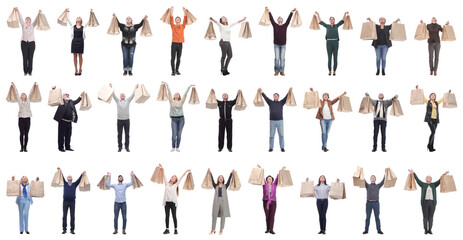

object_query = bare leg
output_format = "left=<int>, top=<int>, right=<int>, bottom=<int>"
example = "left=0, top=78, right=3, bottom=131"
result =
left=73, top=54, right=78, bottom=74
left=78, top=54, right=83, bottom=74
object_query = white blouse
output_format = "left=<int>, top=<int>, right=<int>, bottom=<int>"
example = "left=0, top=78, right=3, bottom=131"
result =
left=215, top=21, right=238, bottom=42
left=162, top=173, right=185, bottom=207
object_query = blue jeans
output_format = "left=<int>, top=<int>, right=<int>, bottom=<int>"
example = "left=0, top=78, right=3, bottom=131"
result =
left=375, top=45, right=388, bottom=70
left=18, top=197, right=31, bottom=232
left=114, top=202, right=127, bottom=230
left=121, top=45, right=136, bottom=71
left=320, top=119, right=332, bottom=148
left=269, top=120, right=284, bottom=149
left=171, top=117, right=185, bottom=148
left=274, top=44, right=286, bottom=72
left=365, top=201, right=381, bottom=232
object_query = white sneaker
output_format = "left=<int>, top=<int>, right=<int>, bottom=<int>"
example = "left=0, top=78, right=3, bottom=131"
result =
left=176, top=148, right=181, bottom=152
left=170, top=148, right=175, bottom=152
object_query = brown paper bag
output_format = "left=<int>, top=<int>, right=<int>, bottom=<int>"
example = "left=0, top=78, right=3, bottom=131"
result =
left=201, top=169, right=213, bottom=189
left=238, top=21, right=252, bottom=39
left=7, top=9, right=20, bottom=28
left=309, top=14, right=320, bottom=30
left=134, top=84, right=151, bottom=103
left=185, top=9, right=196, bottom=25
left=30, top=84, right=42, bottom=103
left=79, top=172, right=91, bottom=192
left=278, top=169, right=293, bottom=187
left=440, top=175, right=457, bottom=193
left=442, top=25, right=456, bottom=41
left=353, top=167, right=365, bottom=188
left=36, top=13, right=50, bottom=31
left=390, top=22, right=407, bottom=41
left=410, top=89, right=425, bottom=105
left=132, top=174, right=143, bottom=189
left=358, top=97, right=374, bottom=114
left=343, top=15, right=353, bottom=30
left=7, top=180, right=21, bottom=196
left=107, top=15, right=120, bottom=35
left=291, top=10, right=302, bottom=27
left=229, top=171, right=242, bottom=191
left=183, top=172, right=195, bottom=190
left=248, top=168, right=265, bottom=185
left=79, top=93, right=92, bottom=111
left=140, top=18, right=153, bottom=37
left=150, top=166, right=164, bottom=184
left=389, top=99, right=404, bottom=116
left=204, top=21, right=217, bottom=40
left=414, top=23, right=429, bottom=40
left=97, top=175, right=111, bottom=190
left=48, top=89, right=64, bottom=106
left=188, top=87, right=200, bottom=105
left=57, top=9, right=68, bottom=27
left=160, top=9, right=171, bottom=24
left=404, top=173, right=417, bottom=191
left=253, top=90, right=265, bottom=107
left=156, top=83, right=168, bottom=101
left=234, top=91, right=247, bottom=111
left=443, top=92, right=457, bottom=108
left=303, top=91, right=321, bottom=109
left=30, top=181, right=45, bottom=197
left=360, top=21, right=377, bottom=40
left=6, top=85, right=18, bottom=103
left=97, top=84, right=114, bottom=103
left=337, top=95, right=353, bottom=112
left=259, top=9, right=270, bottom=26
left=206, top=89, right=218, bottom=109
left=329, top=182, right=346, bottom=200
left=51, top=169, right=64, bottom=187
left=88, top=11, right=99, bottom=27
left=285, top=91, right=297, bottom=107
left=384, top=168, right=397, bottom=188
left=300, top=180, right=315, bottom=197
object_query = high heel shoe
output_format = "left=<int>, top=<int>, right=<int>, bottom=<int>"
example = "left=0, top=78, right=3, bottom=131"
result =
left=328, top=71, right=332, bottom=76
left=219, top=229, right=223, bottom=235
left=209, top=230, right=216, bottom=235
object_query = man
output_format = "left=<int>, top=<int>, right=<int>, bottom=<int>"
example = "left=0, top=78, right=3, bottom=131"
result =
left=259, top=87, right=292, bottom=152
left=169, top=6, right=188, bottom=76
left=106, top=172, right=134, bottom=235
left=365, top=93, right=398, bottom=152
left=58, top=167, right=84, bottom=235
left=266, top=7, right=296, bottom=76
left=52, top=86, right=84, bottom=152
left=364, top=172, right=385, bottom=235
left=409, top=169, right=449, bottom=234
left=216, top=90, right=241, bottom=152
left=110, top=84, right=138, bottom=152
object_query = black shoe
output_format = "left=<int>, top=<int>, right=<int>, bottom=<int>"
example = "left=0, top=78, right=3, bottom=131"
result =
left=175, top=71, right=181, bottom=75
left=322, top=230, right=326, bottom=234
left=163, top=229, right=170, bottom=234
left=363, top=231, right=368, bottom=234
left=26, top=232, right=30, bottom=234
left=324, top=148, right=329, bottom=152
left=171, top=72, right=176, bottom=76
left=59, top=149, right=65, bottom=152
left=70, top=231, right=75, bottom=234
left=228, top=149, right=232, bottom=152
left=269, top=149, right=273, bottom=152
left=20, top=149, right=24, bottom=152
left=218, top=148, right=223, bottom=152
left=23, top=149, right=28, bottom=152
left=378, top=230, right=384, bottom=234
left=113, top=230, right=118, bottom=234
left=20, top=232, right=23, bottom=234
left=123, top=71, right=128, bottom=76
left=318, top=231, right=323, bottom=234
left=269, top=230, right=275, bottom=235
left=382, top=147, right=387, bottom=152
left=382, top=69, right=386, bottom=76
left=281, top=148, right=285, bottom=152
left=372, top=147, right=377, bottom=152
left=221, top=69, right=226, bottom=75
left=428, top=230, right=433, bottom=234
left=265, top=230, right=269, bottom=234
left=62, top=230, right=66, bottom=234
left=122, top=230, right=126, bottom=235
left=65, top=148, right=74, bottom=151
left=125, top=147, right=130, bottom=152
left=425, top=230, right=428, bottom=234
left=376, top=69, right=380, bottom=76
left=128, top=71, right=133, bottom=76
left=333, top=72, right=336, bottom=76
left=224, top=70, right=230, bottom=75
left=118, top=147, right=122, bottom=152
left=174, top=229, right=178, bottom=235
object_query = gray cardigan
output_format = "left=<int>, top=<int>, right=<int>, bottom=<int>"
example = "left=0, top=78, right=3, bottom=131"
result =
left=211, top=173, right=232, bottom=218
left=113, top=91, right=135, bottom=120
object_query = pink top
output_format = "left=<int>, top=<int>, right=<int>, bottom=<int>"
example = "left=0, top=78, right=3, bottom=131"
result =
left=18, top=12, right=38, bottom=42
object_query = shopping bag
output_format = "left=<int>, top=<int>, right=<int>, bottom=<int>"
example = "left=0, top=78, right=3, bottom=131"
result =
left=337, top=95, right=353, bottom=112
left=188, top=87, right=200, bottom=105
left=30, top=84, right=42, bottom=103
left=160, top=9, right=171, bottom=24
left=204, top=21, right=217, bottom=40
left=7, top=180, right=21, bottom=196
left=234, top=91, right=247, bottom=111
left=206, top=89, right=218, bottom=109
left=97, top=175, right=111, bottom=190
left=140, top=18, right=152, bottom=37
left=48, top=89, right=64, bottom=106
left=404, top=173, right=417, bottom=191
left=443, top=92, right=457, bottom=108
left=150, top=166, right=164, bottom=184
left=384, top=168, right=397, bottom=188
left=343, top=14, right=353, bottom=30
left=253, top=90, right=265, bottom=107
left=7, top=9, right=20, bottom=28
left=390, top=22, right=407, bottom=41
left=360, top=21, right=377, bottom=40
left=134, top=84, right=151, bottom=103
left=51, top=169, right=64, bottom=187
left=79, top=93, right=92, bottom=111
left=30, top=181, right=45, bottom=197
left=107, top=15, right=120, bottom=35
left=414, top=23, right=429, bottom=40
left=97, top=84, right=114, bottom=103
left=353, top=167, right=365, bottom=188
left=300, top=180, right=315, bottom=197
left=278, top=170, right=293, bottom=187
left=132, top=174, right=143, bottom=189
left=389, top=99, right=404, bottom=116
left=329, top=182, right=346, bottom=200
left=410, top=88, right=425, bottom=105
left=183, top=172, right=195, bottom=190
left=185, top=9, right=197, bottom=25
left=201, top=169, right=213, bottom=189
left=57, top=9, right=68, bottom=27
left=79, top=172, right=91, bottom=192
left=440, top=175, right=457, bottom=193
left=157, top=83, right=168, bottom=101
left=291, top=10, right=302, bottom=27
left=442, top=25, right=456, bottom=41
left=358, top=97, right=374, bottom=114
left=88, top=11, right=99, bottom=27
left=36, top=12, right=50, bottom=31
left=248, top=168, right=265, bottom=185
left=259, top=9, right=270, bottom=26
left=285, top=91, right=297, bottom=107
left=238, top=21, right=252, bottom=39
left=229, top=171, right=242, bottom=191
left=6, top=85, right=18, bottom=103
left=309, top=14, right=320, bottom=30
left=303, top=91, right=321, bottom=109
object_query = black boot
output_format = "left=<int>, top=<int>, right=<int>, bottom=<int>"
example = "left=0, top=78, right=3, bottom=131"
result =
left=372, top=147, right=377, bottom=152
left=128, top=71, right=133, bottom=76
left=123, top=71, right=128, bottom=76
left=376, top=69, right=380, bottom=76
left=382, top=69, right=386, bottom=76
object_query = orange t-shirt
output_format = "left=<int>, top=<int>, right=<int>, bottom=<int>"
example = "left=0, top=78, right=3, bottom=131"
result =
left=171, top=16, right=187, bottom=43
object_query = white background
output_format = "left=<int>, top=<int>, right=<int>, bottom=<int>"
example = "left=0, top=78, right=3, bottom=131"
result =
left=0, top=0, right=461, bottom=239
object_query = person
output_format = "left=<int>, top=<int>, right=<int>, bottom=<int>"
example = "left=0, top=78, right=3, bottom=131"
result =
left=169, top=7, right=188, bottom=76
left=15, top=8, right=39, bottom=76
left=313, top=175, right=339, bottom=234
left=259, top=87, right=292, bottom=152
left=114, top=14, right=147, bottom=76
left=158, top=164, right=190, bottom=235
left=216, top=90, right=241, bottom=152
left=315, top=11, right=348, bottom=76
left=209, top=16, right=247, bottom=76
left=363, top=171, right=385, bottom=235
left=106, top=172, right=134, bottom=235
left=365, top=92, right=398, bottom=152
left=209, top=169, right=234, bottom=235
left=110, top=83, right=138, bottom=152
left=164, top=82, right=193, bottom=152
left=408, top=169, right=450, bottom=234
left=266, top=7, right=295, bottom=76
left=421, top=18, right=450, bottom=76
left=52, top=86, right=84, bottom=152
left=366, top=17, right=400, bottom=76
left=258, top=165, right=286, bottom=235
left=11, top=82, right=37, bottom=152
left=12, top=175, right=39, bottom=234
left=66, top=9, right=92, bottom=76
left=314, top=89, right=347, bottom=152
left=57, top=167, right=84, bottom=235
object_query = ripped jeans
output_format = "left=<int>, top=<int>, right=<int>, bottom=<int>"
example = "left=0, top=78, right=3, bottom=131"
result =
left=122, top=44, right=136, bottom=71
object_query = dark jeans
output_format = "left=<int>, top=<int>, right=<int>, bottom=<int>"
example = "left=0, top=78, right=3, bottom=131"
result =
left=428, top=43, right=441, bottom=71
left=121, top=44, right=136, bottom=71
left=117, top=119, right=130, bottom=149
left=114, top=202, right=127, bottom=230
left=373, top=120, right=387, bottom=148
left=219, top=40, right=232, bottom=70
left=316, top=199, right=329, bottom=231
left=427, top=119, right=438, bottom=148
left=263, top=200, right=277, bottom=231
left=21, top=41, right=35, bottom=74
left=326, top=40, right=339, bottom=71
left=171, top=42, right=183, bottom=72
left=63, top=200, right=76, bottom=231
left=165, top=201, right=178, bottom=229
left=218, top=118, right=232, bottom=150
left=58, top=120, right=72, bottom=150
left=19, top=117, right=31, bottom=149
left=422, top=200, right=435, bottom=231
left=365, top=201, right=381, bottom=232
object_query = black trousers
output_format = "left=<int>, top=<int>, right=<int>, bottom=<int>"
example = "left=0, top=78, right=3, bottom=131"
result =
left=218, top=118, right=233, bottom=150
left=317, top=199, right=329, bottom=231
left=373, top=120, right=387, bottom=148
left=21, top=41, right=35, bottom=74
left=117, top=119, right=130, bottom=149
left=165, top=201, right=177, bottom=229
left=171, top=43, right=183, bottom=72
left=422, top=200, right=435, bottom=231
left=219, top=40, right=232, bottom=70
left=18, top=117, right=31, bottom=149
left=427, top=119, right=438, bottom=148
left=63, top=200, right=76, bottom=231
left=58, top=120, right=72, bottom=150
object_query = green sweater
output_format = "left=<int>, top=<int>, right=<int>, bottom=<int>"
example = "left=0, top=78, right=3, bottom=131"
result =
left=319, top=20, right=344, bottom=40
left=414, top=173, right=440, bottom=206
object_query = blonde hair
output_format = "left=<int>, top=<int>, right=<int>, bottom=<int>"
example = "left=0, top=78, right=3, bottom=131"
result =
left=21, top=176, right=30, bottom=185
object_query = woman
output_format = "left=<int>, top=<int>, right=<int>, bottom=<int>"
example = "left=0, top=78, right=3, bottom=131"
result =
left=169, top=7, right=187, bottom=76
left=16, top=8, right=39, bottom=76
left=209, top=16, right=246, bottom=76
left=366, top=17, right=400, bottom=76
left=408, top=169, right=449, bottom=234
left=12, top=175, right=39, bottom=234
left=315, top=11, right=348, bottom=76
left=420, top=18, right=450, bottom=76
left=12, top=82, right=36, bottom=152
left=209, top=168, right=234, bottom=235
left=159, top=164, right=190, bottom=235
left=313, top=88, right=346, bottom=152
left=66, top=9, right=92, bottom=76
left=163, top=82, right=193, bottom=152
left=114, top=13, right=147, bottom=76
left=259, top=164, right=285, bottom=235
left=313, top=176, right=339, bottom=234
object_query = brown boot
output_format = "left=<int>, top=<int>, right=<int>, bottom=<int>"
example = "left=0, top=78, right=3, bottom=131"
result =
left=280, top=72, right=285, bottom=76
left=430, top=71, right=433, bottom=75
left=434, top=71, right=437, bottom=76
left=274, top=72, right=279, bottom=76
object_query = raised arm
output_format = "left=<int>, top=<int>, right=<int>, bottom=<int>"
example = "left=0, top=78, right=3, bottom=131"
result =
left=180, top=85, right=192, bottom=104
left=164, top=82, right=173, bottom=102
left=378, top=176, right=385, bottom=188
left=284, top=10, right=295, bottom=26
left=210, top=170, right=217, bottom=188
left=126, top=87, right=136, bottom=103
left=75, top=173, right=83, bottom=186
left=32, top=11, right=39, bottom=28
left=225, top=171, right=233, bottom=189
left=114, top=14, right=124, bottom=30
left=73, top=93, right=82, bottom=105
left=126, top=174, right=134, bottom=188
left=17, top=8, right=25, bottom=27
left=106, top=173, right=115, bottom=188
left=409, top=169, right=424, bottom=187
left=134, top=16, right=146, bottom=30
left=269, top=10, right=276, bottom=27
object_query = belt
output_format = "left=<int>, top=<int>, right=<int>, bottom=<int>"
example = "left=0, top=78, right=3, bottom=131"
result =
left=367, top=200, right=379, bottom=202
left=115, top=201, right=126, bottom=204
left=170, top=116, right=184, bottom=119
left=22, top=40, right=35, bottom=43
left=61, top=119, right=72, bottom=122
left=327, top=38, right=339, bottom=41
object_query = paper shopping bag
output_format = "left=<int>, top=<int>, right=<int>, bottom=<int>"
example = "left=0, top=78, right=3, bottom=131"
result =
left=278, top=170, right=293, bottom=187
left=134, top=84, right=151, bottom=103
left=183, top=172, right=195, bottom=190
left=248, top=168, right=265, bottom=185
left=140, top=18, right=152, bottom=37
left=132, top=174, right=143, bottom=189
left=337, top=95, right=353, bottom=112
left=6, top=85, right=18, bottom=103
left=30, top=84, right=42, bottom=103
left=160, top=9, right=171, bottom=24
left=414, top=23, right=429, bottom=40
left=206, top=89, right=218, bottom=109
left=48, top=89, right=64, bottom=106
left=353, top=167, right=365, bottom=188
left=185, top=9, right=197, bottom=25
left=7, top=9, right=20, bottom=28
left=79, top=172, right=91, bottom=192
left=285, top=91, right=297, bottom=106
left=57, top=9, right=68, bottom=27
left=107, top=15, right=120, bottom=35
left=157, top=83, right=168, bottom=101
left=36, top=12, right=50, bottom=31
left=150, top=166, right=164, bottom=184
left=204, top=21, right=217, bottom=40
left=253, top=90, right=265, bottom=107
left=201, top=169, right=213, bottom=189
left=384, top=168, right=397, bottom=188
left=358, top=97, right=374, bottom=114
left=51, top=169, right=64, bottom=187
left=97, top=84, right=114, bottom=103
left=259, top=9, right=270, bottom=26
left=30, top=181, right=45, bottom=197
left=443, top=92, right=457, bottom=108
left=389, top=99, right=404, bottom=116
left=303, top=91, right=321, bottom=109
left=229, top=171, right=242, bottom=191
left=329, top=182, right=346, bottom=200
left=440, top=175, right=456, bottom=193
left=309, top=14, right=320, bottom=30
left=360, top=21, right=377, bottom=40
left=234, top=91, right=247, bottom=111
left=442, top=25, right=456, bottom=41
left=404, top=173, right=417, bottom=191
left=410, top=89, right=425, bottom=105
left=238, top=21, right=252, bottom=39
left=343, top=14, right=353, bottom=30
left=7, top=180, right=21, bottom=196
left=390, top=22, right=407, bottom=41
left=300, top=180, right=315, bottom=197
left=188, top=87, right=200, bottom=105
left=291, top=10, right=302, bottom=27
left=97, top=175, right=111, bottom=190
left=88, top=11, right=99, bottom=27
left=79, top=93, right=92, bottom=111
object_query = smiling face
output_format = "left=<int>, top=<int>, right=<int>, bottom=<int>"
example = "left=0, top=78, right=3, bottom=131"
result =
left=370, top=175, right=376, bottom=183
left=21, top=93, right=27, bottom=101
left=267, top=176, right=274, bottom=184
left=63, top=93, right=70, bottom=99
left=379, top=17, right=386, bottom=24
left=430, top=93, right=436, bottom=101
left=170, top=175, right=178, bottom=183
left=378, top=93, right=384, bottom=100
left=432, top=17, right=437, bottom=24
left=329, top=17, right=335, bottom=25
left=426, top=176, right=432, bottom=183
left=220, top=17, right=228, bottom=25
left=126, top=17, right=133, bottom=25
left=118, top=175, right=124, bottom=183
left=25, top=17, right=31, bottom=25
left=323, top=93, right=329, bottom=101
left=277, top=17, right=283, bottom=25
left=175, top=17, right=181, bottom=24
left=76, top=17, right=83, bottom=25
left=67, top=175, right=73, bottom=183
left=21, top=176, right=28, bottom=184
left=173, top=93, right=181, bottom=101
left=120, top=93, right=126, bottom=100
left=217, top=175, right=224, bottom=184
left=222, top=93, right=229, bottom=101
left=273, top=93, right=279, bottom=101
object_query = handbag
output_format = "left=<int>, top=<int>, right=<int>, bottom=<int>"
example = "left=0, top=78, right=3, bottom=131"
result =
left=410, top=89, right=425, bottom=105
left=51, top=169, right=64, bottom=187
left=404, top=173, right=417, bottom=191
left=253, top=90, right=265, bottom=107
left=160, top=9, right=171, bottom=24
left=329, top=182, right=346, bottom=200
left=185, top=9, right=197, bottom=25
left=440, top=175, right=457, bottom=193
left=48, top=89, right=64, bottom=106
left=6, top=85, right=18, bottom=103
left=88, top=11, right=99, bottom=27
left=30, top=84, right=42, bottom=103
left=132, top=174, right=144, bottom=189
left=79, top=93, right=92, bottom=111
left=30, top=181, right=45, bottom=197
left=79, top=172, right=91, bottom=192
left=358, top=97, right=374, bottom=114
left=7, top=8, right=20, bottom=28
left=97, top=175, right=111, bottom=190
left=443, top=92, right=457, bottom=108
left=204, top=21, right=217, bottom=40
left=389, top=99, right=404, bottom=116
left=384, top=168, right=397, bottom=188
left=57, top=9, right=68, bottom=27
left=6, top=180, right=21, bottom=196
left=309, top=14, right=320, bottom=30
left=183, top=172, right=195, bottom=190
left=201, top=169, right=213, bottom=189
left=278, top=169, right=294, bottom=187
left=343, top=14, right=353, bottom=30
left=285, top=91, right=297, bottom=107
left=229, top=171, right=242, bottom=191
left=157, top=83, right=168, bottom=101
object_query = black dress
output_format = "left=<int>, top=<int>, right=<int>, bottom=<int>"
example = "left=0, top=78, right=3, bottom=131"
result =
left=71, top=25, right=84, bottom=54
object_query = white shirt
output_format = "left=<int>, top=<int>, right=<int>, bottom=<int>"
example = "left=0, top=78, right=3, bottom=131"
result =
left=425, top=186, right=434, bottom=200
left=163, top=174, right=185, bottom=207
left=375, top=101, right=384, bottom=118
left=322, top=102, right=331, bottom=119
left=15, top=88, right=32, bottom=118
left=215, top=22, right=238, bottom=41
